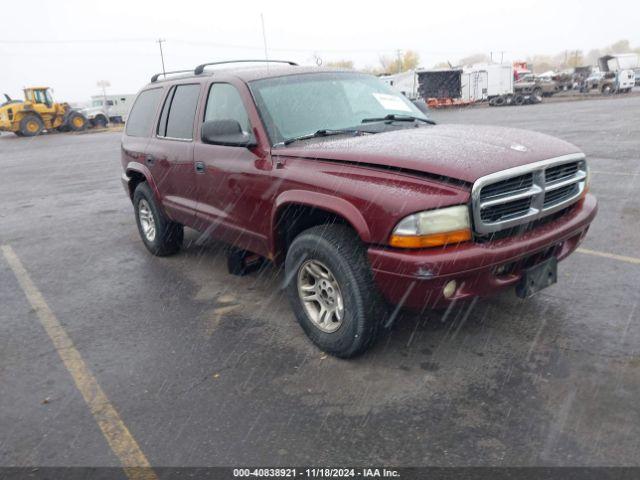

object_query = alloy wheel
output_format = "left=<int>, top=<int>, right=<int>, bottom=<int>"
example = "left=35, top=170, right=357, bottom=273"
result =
left=138, top=199, right=156, bottom=242
left=297, top=259, right=345, bottom=333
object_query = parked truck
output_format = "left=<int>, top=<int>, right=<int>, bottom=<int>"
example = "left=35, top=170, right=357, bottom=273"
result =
left=598, top=54, right=637, bottom=94
left=120, top=60, right=597, bottom=357
left=81, top=94, right=134, bottom=127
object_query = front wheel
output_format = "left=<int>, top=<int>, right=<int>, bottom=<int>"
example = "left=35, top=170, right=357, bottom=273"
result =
left=67, top=111, right=88, bottom=131
left=285, top=225, right=386, bottom=358
left=19, top=114, right=44, bottom=137
left=92, top=115, right=108, bottom=128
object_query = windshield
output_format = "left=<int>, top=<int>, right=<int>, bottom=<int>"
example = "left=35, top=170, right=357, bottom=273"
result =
left=250, top=72, right=428, bottom=144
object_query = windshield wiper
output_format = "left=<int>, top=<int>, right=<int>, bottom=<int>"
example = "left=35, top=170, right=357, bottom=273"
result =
left=361, top=114, right=435, bottom=125
left=281, top=128, right=361, bottom=146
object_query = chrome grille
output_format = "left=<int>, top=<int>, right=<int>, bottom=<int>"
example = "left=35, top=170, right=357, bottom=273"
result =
left=480, top=173, right=533, bottom=200
left=471, top=154, right=588, bottom=235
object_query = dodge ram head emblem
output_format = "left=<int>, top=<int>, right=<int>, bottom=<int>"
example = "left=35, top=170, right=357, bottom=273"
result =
left=510, top=144, right=528, bottom=152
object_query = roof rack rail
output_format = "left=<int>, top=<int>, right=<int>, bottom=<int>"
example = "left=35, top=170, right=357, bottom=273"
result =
left=194, top=59, right=298, bottom=75
left=151, top=70, right=193, bottom=83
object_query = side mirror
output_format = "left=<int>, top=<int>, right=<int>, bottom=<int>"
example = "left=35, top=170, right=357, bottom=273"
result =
left=201, top=119, right=257, bottom=148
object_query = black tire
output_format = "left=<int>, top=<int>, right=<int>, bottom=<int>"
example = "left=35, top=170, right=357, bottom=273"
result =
left=284, top=224, right=387, bottom=358
left=14, top=131, right=24, bottom=137
left=92, top=115, right=108, bottom=128
left=66, top=111, right=88, bottom=131
left=133, top=182, right=183, bottom=256
left=19, top=114, right=44, bottom=137
left=514, top=94, right=525, bottom=105
left=493, top=95, right=505, bottom=106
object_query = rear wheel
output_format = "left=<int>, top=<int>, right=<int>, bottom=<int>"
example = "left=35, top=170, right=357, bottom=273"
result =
left=67, top=111, right=87, bottom=131
left=285, top=225, right=386, bottom=358
left=133, top=182, right=183, bottom=256
left=19, top=114, right=44, bottom=137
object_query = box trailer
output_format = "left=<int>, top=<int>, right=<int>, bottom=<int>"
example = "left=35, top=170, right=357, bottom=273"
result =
left=461, top=70, right=488, bottom=101
left=380, top=70, right=418, bottom=99
left=464, top=63, right=514, bottom=100
left=417, top=69, right=462, bottom=99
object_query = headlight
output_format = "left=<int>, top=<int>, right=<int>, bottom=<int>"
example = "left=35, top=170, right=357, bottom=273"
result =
left=389, top=205, right=472, bottom=248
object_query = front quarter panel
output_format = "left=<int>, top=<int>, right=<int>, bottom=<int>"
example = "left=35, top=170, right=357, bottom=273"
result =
left=271, top=156, right=470, bottom=248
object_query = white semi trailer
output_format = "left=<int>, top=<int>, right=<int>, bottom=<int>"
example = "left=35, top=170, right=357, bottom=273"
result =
left=462, top=63, right=514, bottom=102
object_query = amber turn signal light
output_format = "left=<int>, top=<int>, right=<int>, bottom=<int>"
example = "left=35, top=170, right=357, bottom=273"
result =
left=389, top=229, right=472, bottom=248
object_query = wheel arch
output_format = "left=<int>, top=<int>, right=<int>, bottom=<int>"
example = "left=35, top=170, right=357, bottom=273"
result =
left=124, top=162, right=161, bottom=202
left=17, top=110, right=44, bottom=123
left=270, top=190, right=372, bottom=264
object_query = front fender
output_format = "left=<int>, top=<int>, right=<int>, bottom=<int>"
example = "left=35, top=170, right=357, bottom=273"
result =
left=271, top=189, right=372, bottom=248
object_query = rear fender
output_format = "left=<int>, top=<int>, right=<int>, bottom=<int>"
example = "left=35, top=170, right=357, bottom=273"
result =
left=125, top=162, right=162, bottom=201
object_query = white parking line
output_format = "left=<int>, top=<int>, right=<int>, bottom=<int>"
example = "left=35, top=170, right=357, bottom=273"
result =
left=591, top=171, right=640, bottom=176
left=1, top=245, right=157, bottom=480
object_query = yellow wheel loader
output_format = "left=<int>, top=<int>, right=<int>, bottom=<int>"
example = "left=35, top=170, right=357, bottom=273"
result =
left=0, top=87, right=88, bottom=137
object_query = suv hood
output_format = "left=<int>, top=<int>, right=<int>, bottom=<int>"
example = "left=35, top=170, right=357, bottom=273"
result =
left=277, top=124, right=582, bottom=183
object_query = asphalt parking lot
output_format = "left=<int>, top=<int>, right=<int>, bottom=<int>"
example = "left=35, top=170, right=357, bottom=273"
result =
left=1, top=95, right=639, bottom=470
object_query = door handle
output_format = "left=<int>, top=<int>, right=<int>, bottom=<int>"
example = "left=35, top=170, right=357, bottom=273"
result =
left=195, top=161, right=205, bottom=173
left=145, top=154, right=155, bottom=165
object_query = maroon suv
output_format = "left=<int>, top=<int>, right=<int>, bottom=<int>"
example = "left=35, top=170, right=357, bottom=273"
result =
left=121, top=60, right=597, bottom=357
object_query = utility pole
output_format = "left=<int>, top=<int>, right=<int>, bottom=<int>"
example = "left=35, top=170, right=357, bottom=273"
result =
left=396, top=49, right=402, bottom=73
left=157, top=38, right=166, bottom=77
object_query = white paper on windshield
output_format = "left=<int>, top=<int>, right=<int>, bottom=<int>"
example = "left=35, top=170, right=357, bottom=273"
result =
left=372, top=93, right=412, bottom=112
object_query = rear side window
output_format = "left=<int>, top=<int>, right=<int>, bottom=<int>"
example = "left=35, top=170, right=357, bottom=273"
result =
left=157, top=84, right=201, bottom=140
left=204, top=83, right=251, bottom=133
left=125, top=88, right=162, bottom=137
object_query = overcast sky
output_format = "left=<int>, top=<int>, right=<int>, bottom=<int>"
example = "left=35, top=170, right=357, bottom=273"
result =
left=2, top=0, right=639, bottom=102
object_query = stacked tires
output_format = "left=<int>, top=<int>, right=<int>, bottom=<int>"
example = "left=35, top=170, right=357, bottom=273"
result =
left=489, top=92, right=542, bottom=107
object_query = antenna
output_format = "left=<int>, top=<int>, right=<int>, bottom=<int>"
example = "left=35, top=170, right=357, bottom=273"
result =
left=260, top=14, right=269, bottom=64
left=157, top=38, right=166, bottom=77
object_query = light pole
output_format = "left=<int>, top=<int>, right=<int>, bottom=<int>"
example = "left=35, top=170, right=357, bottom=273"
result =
left=96, top=80, right=110, bottom=110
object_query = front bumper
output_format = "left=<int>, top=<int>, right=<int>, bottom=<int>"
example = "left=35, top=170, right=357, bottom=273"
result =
left=367, top=194, right=598, bottom=309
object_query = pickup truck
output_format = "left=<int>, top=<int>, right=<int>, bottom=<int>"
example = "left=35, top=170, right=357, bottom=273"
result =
left=514, top=74, right=559, bottom=98
left=120, top=61, right=597, bottom=357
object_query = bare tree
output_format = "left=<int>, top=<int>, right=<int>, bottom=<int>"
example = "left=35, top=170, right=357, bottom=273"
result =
left=379, top=50, right=420, bottom=74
